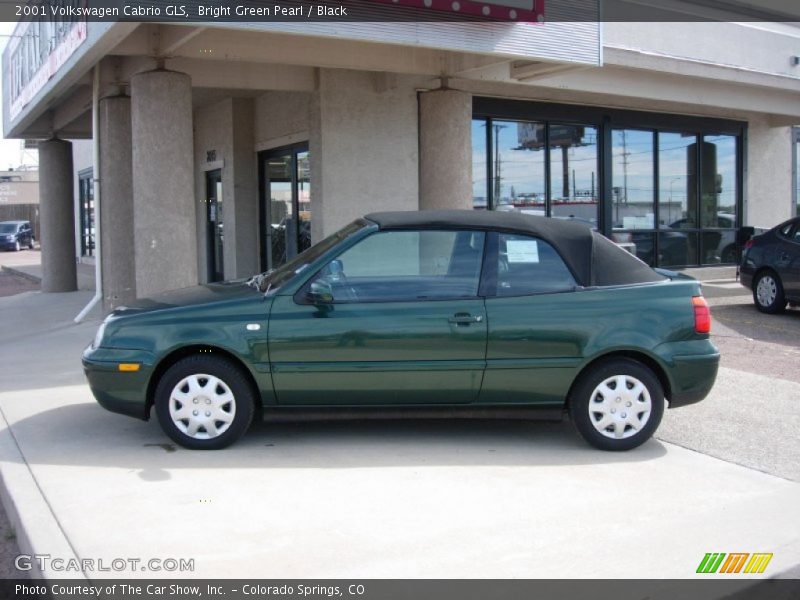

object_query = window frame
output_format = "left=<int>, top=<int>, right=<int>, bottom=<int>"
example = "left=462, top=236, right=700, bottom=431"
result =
left=294, top=227, right=490, bottom=305
left=479, top=231, right=579, bottom=299
left=473, top=97, right=745, bottom=268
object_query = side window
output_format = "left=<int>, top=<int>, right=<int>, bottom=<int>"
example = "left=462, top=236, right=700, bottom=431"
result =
left=496, top=233, right=576, bottom=296
left=307, top=230, right=485, bottom=303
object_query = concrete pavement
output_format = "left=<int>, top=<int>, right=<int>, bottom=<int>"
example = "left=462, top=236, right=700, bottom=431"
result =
left=1, top=248, right=96, bottom=291
left=0, top=282, right=799, bottom=580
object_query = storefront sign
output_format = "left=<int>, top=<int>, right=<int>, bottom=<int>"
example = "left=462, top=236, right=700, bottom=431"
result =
left=365, top=0, right=544, bottom=22
left=8, top=19, right=88, bottom=119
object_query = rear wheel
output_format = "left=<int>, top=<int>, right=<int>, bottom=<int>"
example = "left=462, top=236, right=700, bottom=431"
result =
left=28, top=237, right=34, bottom=250
left=154, top=355, right=255, bottom=450
left=753, top=271, right=786, bottom=314
left=569, top=358, right=664, bottom=451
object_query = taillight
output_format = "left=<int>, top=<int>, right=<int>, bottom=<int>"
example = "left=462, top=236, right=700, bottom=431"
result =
left=744, top=239, right=754, bottom=249
left=692, top=296, right=711, bottom=334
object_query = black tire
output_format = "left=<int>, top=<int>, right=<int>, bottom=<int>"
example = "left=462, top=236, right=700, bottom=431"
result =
left=154, top=355, right=256, bottom=450
left=28, top=238, right=34, bottom=250
left=13, top=241, right=20, bottom=252
left=569, top=358, right=665, bottom=451
left=752, top=270, right=786, bottom=314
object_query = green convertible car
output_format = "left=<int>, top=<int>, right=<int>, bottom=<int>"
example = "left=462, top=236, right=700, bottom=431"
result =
left=84, top=210, right=719, bottom=451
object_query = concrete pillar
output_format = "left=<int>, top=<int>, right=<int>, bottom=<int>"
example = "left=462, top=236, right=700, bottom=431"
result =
left=99, top=94, right=135, bottom=310
left=747, top=115, right=793, bottom=227
left=418, top=89, right=472, bottom=211
left=229, top=97, right=259, bottom=278
left=38, top=139, right=77, bottom=293
left=131, top=69, right=197, bottom=297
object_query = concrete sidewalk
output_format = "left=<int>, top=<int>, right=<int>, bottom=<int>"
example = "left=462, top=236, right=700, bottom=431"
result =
left=1, top=249, right=96, bottom=291
left=0, top=290, right=799, bottom=581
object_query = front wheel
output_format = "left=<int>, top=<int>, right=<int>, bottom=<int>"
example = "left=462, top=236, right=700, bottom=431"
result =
left=154, top=355, right=256, bottom=450
left=753, top=271, right=786, bottom=314
left=569, top=358, right=664, bottom=451
left=13, top=240, right=20, bottom=252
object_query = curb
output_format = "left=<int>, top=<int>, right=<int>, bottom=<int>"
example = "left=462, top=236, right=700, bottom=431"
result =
left=0, top=265, right=41, bottom=284
left=0, top=404, right=86, bottom=581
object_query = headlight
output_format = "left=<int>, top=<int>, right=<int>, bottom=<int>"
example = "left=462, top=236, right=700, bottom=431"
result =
left=93, top=321, right=107, bottom=349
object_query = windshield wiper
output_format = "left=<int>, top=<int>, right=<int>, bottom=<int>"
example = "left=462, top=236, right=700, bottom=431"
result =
left=245, top=269, right=274, bottom=292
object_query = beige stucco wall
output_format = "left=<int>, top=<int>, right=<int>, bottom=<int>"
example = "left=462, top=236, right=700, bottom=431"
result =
left=254, top=91, right=311, bottom=152
left=311, top=69, right=422, bottom=242
left=746, top=115, right=795, bottom=229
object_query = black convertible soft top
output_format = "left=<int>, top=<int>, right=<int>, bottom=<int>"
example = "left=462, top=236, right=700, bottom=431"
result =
left=365, top=210, right=665, bottom=287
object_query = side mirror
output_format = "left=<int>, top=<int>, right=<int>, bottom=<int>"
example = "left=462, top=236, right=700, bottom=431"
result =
left=306, top=280, right=334, bottom=304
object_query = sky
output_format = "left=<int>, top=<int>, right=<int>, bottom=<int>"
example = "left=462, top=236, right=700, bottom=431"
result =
left=0, top=21, right=36, bottom=170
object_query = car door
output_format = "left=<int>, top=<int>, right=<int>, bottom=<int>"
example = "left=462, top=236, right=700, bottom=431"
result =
left=268, top=228, right=488, bottom=405
left=479, top=232, right=586, bottom=406
left=777, top=223, right=800, bottom=299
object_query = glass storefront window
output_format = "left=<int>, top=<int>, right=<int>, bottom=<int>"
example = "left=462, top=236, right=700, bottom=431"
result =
left=78, top=170, right=94, bottom=258
left=611, top=129, right=654, bottom=230
left=549, top=124, right=598, bottom=226
left=701, top=135, right=737, bottom=229
left=700, top=135, right=738, bottom=264
left=472, top=119, right=488, bottom=209
left=493, top=120, right=547, bottom=215
left=471, top=101, right=742, bottom=267
left=260, top=144, right=310, bottom=271
left=658, top=132, right=696, bottom=229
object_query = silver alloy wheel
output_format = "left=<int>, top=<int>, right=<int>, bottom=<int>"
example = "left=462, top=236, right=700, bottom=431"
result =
left=756, top=275, right=777, bottom=308
left=168, top=373, right=236, bottom=439
left=588, top=374, right=652, bottom=440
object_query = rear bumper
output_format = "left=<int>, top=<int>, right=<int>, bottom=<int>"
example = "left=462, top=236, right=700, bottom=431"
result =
left=653, top=340, right=720, bottom=409
left=82, top=345, right=156, bottom=420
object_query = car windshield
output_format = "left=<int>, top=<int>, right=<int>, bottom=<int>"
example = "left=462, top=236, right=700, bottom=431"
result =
left=248, top=218, right=371, bottom=294
left=0, top=224, right=18, bottom=233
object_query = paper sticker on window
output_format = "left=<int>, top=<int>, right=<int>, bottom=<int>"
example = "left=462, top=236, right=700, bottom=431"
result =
left=506, top=240, right=540, bottom=263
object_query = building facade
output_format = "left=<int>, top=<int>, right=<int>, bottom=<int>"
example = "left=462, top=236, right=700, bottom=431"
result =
left=3, top=7, right=800, bottom=308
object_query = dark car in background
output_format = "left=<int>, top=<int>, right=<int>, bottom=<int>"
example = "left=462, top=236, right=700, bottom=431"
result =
left=0, top=220, right=34, bottom=251
left=740, top=216, right=800, bottom=313
left=84, top=210, right=719, bottom=452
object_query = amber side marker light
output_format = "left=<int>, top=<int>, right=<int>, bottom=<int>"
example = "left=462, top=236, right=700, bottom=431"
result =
left=118, top=363, right=141, bottom=372
left=693, top=296, right=712, bottom=334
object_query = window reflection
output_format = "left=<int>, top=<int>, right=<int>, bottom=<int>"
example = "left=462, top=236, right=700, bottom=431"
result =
left=472, top=119, right=488, bottom=209
left=470, top=113, right=740, bottom=267
left=658, top=133, right=696, bottom=229
left=549, top=124, right=598, bottom=227
left=611, top=130, right=654, bottom=230
left=493, top=120, right=547, bottom=215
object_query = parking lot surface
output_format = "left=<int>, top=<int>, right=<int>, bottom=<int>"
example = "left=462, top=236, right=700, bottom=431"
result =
left=0, top=273, right=798, bottom=580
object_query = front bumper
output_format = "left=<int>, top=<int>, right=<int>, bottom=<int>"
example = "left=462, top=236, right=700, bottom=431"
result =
left=82, top=345, right=156, bottom=420
left=653, top=339, right=720, bottom=408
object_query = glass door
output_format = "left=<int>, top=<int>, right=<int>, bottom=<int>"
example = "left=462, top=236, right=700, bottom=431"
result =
left=78, top=169, right=94, bottom=257
left=259, top=144, right=310, bottom=271
left=206, top=169, right=224, bottom=282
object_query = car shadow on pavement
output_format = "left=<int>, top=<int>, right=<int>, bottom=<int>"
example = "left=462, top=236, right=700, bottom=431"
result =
left=710, top=302, right=800, bottom=348
left=4, top=402, right=668, bottom=473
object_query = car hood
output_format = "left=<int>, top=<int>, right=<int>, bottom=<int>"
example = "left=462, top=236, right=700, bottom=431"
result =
left=111, top=280, right=259, bottom=315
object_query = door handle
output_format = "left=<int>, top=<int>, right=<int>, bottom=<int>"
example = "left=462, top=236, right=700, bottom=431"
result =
left=448, top=314, right=483, bottom=325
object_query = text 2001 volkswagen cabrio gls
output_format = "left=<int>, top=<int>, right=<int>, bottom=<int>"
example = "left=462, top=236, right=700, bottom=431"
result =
left=84, top=210, right=719, bottom=451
